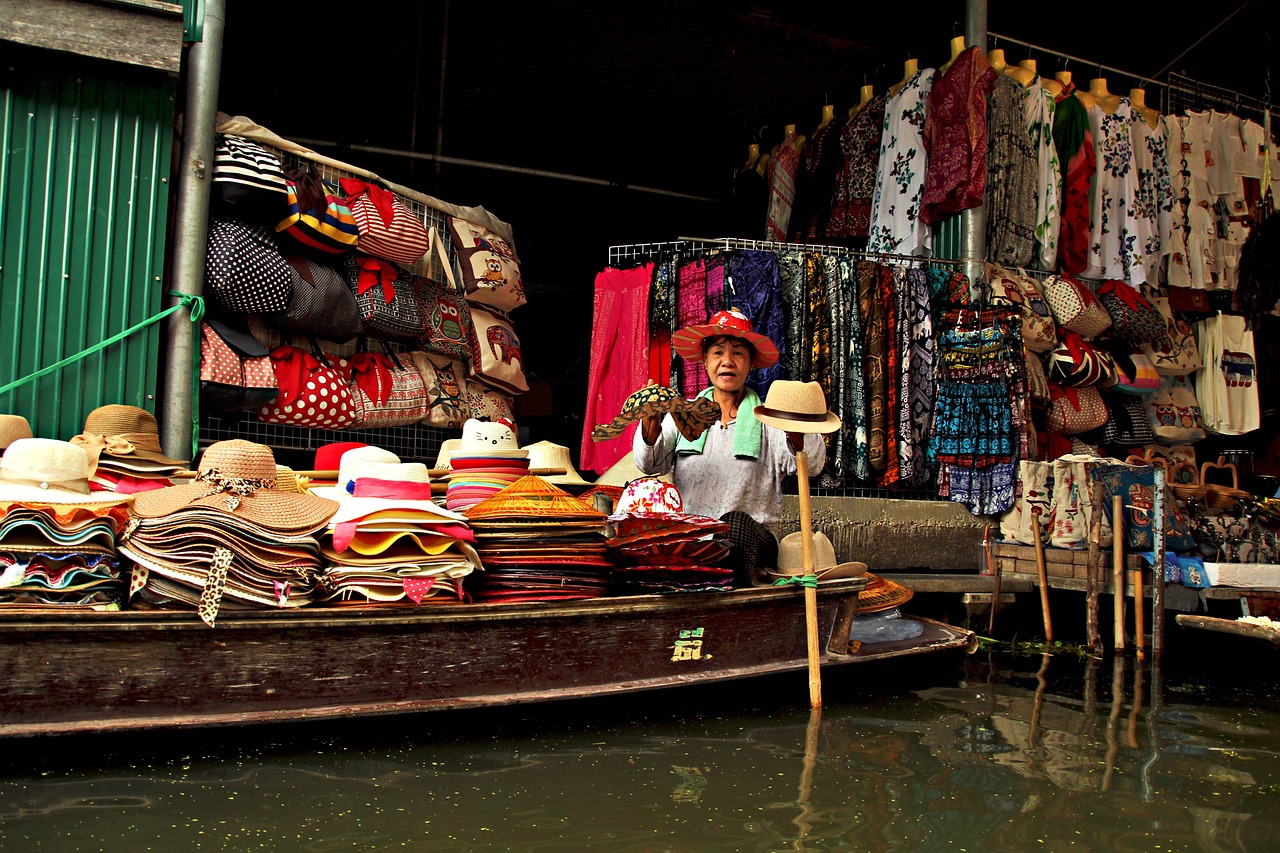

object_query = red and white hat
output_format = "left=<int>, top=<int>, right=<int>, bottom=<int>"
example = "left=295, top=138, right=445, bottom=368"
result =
left=671, top=307, right=779, bottom=369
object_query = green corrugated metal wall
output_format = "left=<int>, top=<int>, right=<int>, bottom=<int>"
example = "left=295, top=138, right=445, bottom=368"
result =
left=0, top=45, right=176, bottom=440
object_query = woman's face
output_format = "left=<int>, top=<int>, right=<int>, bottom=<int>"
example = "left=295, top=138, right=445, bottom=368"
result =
left=703, top=336, right=753, bottom=393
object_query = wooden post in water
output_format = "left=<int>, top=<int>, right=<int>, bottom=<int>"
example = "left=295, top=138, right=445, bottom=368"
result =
left=1113, top=495, right=1125, bottom=653
left=1032, top=517, right=1053, bottom=642
left=1152, top=469, right=1167, bottom=654
left=1133, top=567, right=1146, bottom=660
left=1086, top=480, right=1104, bottom=656
left=794, top=452, right=822, bottom=709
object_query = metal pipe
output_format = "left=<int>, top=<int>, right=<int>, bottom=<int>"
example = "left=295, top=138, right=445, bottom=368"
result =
left=160, top=0, right=225, bottom=460
left=962, top=0, right=988, bottom=294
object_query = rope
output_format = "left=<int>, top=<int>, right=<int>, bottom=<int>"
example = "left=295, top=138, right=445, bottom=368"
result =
left=0, top=292, right=206, bottom=458
left=772, top=573, right=818, bottom=589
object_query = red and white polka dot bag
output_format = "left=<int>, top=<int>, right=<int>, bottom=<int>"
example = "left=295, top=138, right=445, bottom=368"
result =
left=258, top=343, right=360, bottom=429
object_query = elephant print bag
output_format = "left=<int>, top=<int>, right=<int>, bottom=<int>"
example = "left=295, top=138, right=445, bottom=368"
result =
left=467, top=304, right=529, bottom=395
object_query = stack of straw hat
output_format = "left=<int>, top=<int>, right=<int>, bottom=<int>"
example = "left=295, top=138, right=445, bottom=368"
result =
left=70, top=405, right=188, bottom=494
left=604, top=478, right=734, bottom=594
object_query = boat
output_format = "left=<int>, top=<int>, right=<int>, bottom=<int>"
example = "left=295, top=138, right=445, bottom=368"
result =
left=0, top=579, right=973, bottom=738
left=1174, top=613, right=1280, bottom=646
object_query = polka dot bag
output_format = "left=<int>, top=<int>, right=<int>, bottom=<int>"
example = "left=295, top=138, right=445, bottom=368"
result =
left=258, top=343, right=360, bottom=429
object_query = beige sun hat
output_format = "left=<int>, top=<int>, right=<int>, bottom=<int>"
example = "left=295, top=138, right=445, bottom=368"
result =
left=0, top=438, right=130, bottom=505
left=308, top=445, right=401, bottom=500
left=69, top=404, right=188, bottom=474
left=0, top=415, right=34, bottom=451
left=762, top=530, right=868, bottom=582
left=753, top=380, right=841, bottom=434
left=433, top=438, right=462, bottom=470
left=523, top=440, right=590, bottom=486
left=130, top=439, right=338, bottom=533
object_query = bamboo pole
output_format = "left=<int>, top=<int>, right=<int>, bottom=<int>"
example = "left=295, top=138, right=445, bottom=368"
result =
left=1086, top=480, right=1104, bottom=656
left=794, top=451, right=822, bottom=709
left=988, top=528, right=1003, bottom=635
left=1113, top=495, right=1125, bottom=654
left=1032, top=516, right=1053, bottom=642
left=1133, top=567, right=1146, bottom=660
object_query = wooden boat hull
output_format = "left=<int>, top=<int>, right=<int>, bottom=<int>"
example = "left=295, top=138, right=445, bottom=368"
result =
left=1175, top=613, right=1280, bottom=645
left=0, top=580, right=973, bottom=737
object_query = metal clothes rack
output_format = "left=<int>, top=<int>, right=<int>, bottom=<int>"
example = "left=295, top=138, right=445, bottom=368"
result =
left=607, top=235, right=964, bottom=269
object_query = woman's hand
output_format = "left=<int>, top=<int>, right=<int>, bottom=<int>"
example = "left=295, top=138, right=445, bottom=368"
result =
left=641, top=414, right=663, bottom=444
left=786, top=432, right=805, bottom=455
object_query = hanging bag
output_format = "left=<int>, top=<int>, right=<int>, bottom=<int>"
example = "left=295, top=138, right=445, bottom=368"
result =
left=199, top=318, right=278, bottom=413
left=1139, top=295, right=1202, bottom=375
left=339, top=178, right=431, bottom=266
left=448, top=215, right=527, bottom=312
left=986, top=263, right=1057, bottom=353
left=258, top=342, right=360, bottom=429
left=1047, top=330, right=1116, bottom=387
left=1098, top=341, right=1160, bottom=395
left=276, top=166, right=360, bottom=255
left=1099, top=393, right=1155, bottom=447
left=1042, top=274, right=1112, bottom=338
left=1097, top=280, right=1167, bottom=343
left=1145, top=374, right=1207, bottom=444
left=211, top=134, right=289, bottom=224
left=204, top=218, right=295, bottom=314
left=343, top=255, right=427, bottom=341
left=415, top=226, right=474, bottom=361
left=268, top=254, right=364, bottom=343
left=467, top=304, right=529, bottom=395
left=347, top=344, right=431, bottom=427
left=410, top=350, right=472, bottom=428
left=1046, top=383, right=1108, bottom=434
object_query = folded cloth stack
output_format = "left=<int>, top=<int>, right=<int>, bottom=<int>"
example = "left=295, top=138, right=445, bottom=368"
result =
left=603, top=477, right=732, bottom=594
left=119, top=440, right=338, bottom=627
left=319, top=463, right=480, bottom=605
left=444, top=418, right=530, bottom=512
left=461, top=475, right=611, bottom=602
left=70, top=405, right=188, bottom=495
left=0, top=437, right=133, bottom=611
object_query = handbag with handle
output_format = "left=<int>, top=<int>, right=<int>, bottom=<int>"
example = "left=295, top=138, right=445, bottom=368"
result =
left=199, top=317, right=278, bottom=413
left=276, top=166, right=360, bottom=255
left=212, top=134, right=288, bottom=224
left=1098, top=393, right=1155, bottom=446
left=347, top=345, right=430, bottom=427
left=1046, top=383, right=1108, bottom=434
left=258, top=342, right=360, bottom=429
left=205, top=218, right=294, bottom=314
left=1145, top=374, right=1207, bottom=444
left=448, top=215, right=527, bottom=312
left=467, top=304, right=529, bottom=395
left=1047, top=330, right=1116, bottom=387
left=1098, top=340, right=1160, bottom=395
left=1140, top=295, right=1203, bottom=375
left=986, top=263, right=1057, bottom=353
left=1042, top=274, right=1112, bottom=338
left=339, top=177, right=431, bottom=266
left=410, top=350, right=471, bottom=428
left=343, top=255, right=427, bottom=341
left=268, top=254, right=364, bottom=343
left=1097, top=280, right=1167, bottom=343
left=416, top=227, right=474, bottom=361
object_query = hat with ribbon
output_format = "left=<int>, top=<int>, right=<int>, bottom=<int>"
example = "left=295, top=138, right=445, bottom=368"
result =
left=760, top=530, right=868, bottom=583
left=308, top=445, right=401, bottom=500
left=69, top=405, right=188, bottom=475
left=0, top=414, right=33, bottom=451
left=0, top=438, right=130, bottom=505
left=752, top=380, right=841, bottom=434
left=305, top=442, right=369, bottom=482
left=129, top=439, right=338, bottom=533
left=671, top=307, right=779, bottom=369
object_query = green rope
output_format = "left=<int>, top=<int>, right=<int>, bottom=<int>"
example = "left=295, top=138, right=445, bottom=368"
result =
left=772, top=573, right=818, bottom=589
left=0, top=292, right=206, bottom=457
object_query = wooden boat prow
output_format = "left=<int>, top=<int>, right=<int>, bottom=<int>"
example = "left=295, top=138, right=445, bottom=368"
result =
left=1175, top=613, right=1280, bottom=646
left=0, top=579, right=973, bottom=738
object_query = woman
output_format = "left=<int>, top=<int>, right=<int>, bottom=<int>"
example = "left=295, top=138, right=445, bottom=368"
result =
left=633, top=307, right=826, bottom=534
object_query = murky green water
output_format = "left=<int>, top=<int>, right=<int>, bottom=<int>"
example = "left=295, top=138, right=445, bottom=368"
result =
left=0, top=647, right=1276, bottom=852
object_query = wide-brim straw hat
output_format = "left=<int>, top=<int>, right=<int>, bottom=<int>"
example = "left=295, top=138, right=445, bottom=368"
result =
left=0, top=438, right=130, bottom=505
left=671, top=307, right=779, bottom=369
left=767, top=530, right=869, bottom=581
left=591, top=385, right=721, bottom=443
left=857, top=573, right=914, bottom=614
left=593, top=451, right=671, bottom=488
left=523, top=440, right=591, bottom=486
left=464, top=475, right=607, bottom=522
left=130, top=439, right=338, bottom=533
left=70, top=404, right=188, bottom=472
left=753, top=380, right=841, bottom=434
left=0, top=414, right=33, bottom=451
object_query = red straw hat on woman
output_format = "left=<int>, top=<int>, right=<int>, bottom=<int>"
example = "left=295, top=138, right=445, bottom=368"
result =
left=671, top=307, right=779, bottom=369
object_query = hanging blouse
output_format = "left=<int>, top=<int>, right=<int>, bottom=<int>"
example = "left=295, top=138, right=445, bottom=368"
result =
left=1086, top=98, right=1145, bottom=282
left=1195, top=313, right=1260, bottom=435
left=1131, top=113, right=1173, bottom=285
left=765, top=133, right=802, bottom=241
left=675, top=258, right=708, bottom=397
left=828, top=94, right=887, bottom=239
left=1026, top=81, right=1061, bottom=271
left=1164, top=116, right=1192, bottom=287
left=789, top=119, right=843, bottom=241
left=1052, top=89, right=1094, bottom=276
left=868, top=68, right=936, bottom=257
left=985, top=74, right=1037, bottom=268
left=920, top=47, right=998, bottom=225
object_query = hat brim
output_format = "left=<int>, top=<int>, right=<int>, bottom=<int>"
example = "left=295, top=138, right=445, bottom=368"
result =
left=330, top=499, right=469, bottom=526
left=0, top=483, right=131, bottom=506
left=856, top=573, right=914, bottom=613
left=130, top=482, right=338, bottom=533
left=753, top=406, right=841, bottom=434
left=757, top=560, right=870, bottom=585
left=671, top=323, right=779, bottom=369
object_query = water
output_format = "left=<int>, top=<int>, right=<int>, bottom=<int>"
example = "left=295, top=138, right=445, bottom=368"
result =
left=0, top=647, right=1277, bottom=852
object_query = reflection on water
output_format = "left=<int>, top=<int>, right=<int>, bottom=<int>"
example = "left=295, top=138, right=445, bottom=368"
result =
left=1, top=653, right=1278, bottom=852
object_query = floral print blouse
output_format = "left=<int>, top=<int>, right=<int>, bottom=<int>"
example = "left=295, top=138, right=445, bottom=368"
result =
left=1086, top=98, right=1145, bottom=283
left=868, top=68, right=936, bottom=257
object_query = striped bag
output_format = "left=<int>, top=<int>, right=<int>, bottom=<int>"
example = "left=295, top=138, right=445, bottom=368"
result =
left=276, top=167, right=360, bottom=254
left=212, top=134, right=288, bottom=222
left=340, top=178, right=430, bottom=266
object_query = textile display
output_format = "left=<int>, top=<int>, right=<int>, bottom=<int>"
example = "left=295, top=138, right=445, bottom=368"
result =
left=1097, top=280, right=1167, bottom=344
left=868, top=66, right=936, bottom=256
left=416, top=230, right=474, bottom=361
left=448, top=215, right=527, bottom=312
left=1046, top=384, right=1108, bottom=434
left=1090, top=462, right=1195, bottom=552
left=985, top=75, right=1038, bottom=268
left=1194, top=312, right=1260, bottom=436
left=919, top=46, right=997, bottom=224
left=582, top=265, right=651, bottom=474
left=985, top=263, right=1056, bottom=352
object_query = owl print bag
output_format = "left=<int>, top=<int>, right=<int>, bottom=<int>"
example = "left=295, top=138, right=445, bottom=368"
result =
left=417, top=227, right=474, bottom=362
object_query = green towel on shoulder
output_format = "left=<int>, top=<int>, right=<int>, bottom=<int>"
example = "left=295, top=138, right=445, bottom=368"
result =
left=675, top=387, right=762, bottom=460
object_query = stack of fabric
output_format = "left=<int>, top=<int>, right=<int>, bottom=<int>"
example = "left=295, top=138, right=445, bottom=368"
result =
left=70, top=405, right=188, bottom=495
left=0, top=435, right=132, bottom=611
left=119, top=439, right=338, bottom=627
left=462, top=475, right=611, bottom=602
left=443, top=419, right=530, bottom=512
left=318, top=462, right=480, bottom=605
left=604, top=477, right=733, bottom=594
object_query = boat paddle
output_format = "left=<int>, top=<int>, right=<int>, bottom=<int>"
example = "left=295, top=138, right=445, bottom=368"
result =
left=793, top=448, right=822, bottom=710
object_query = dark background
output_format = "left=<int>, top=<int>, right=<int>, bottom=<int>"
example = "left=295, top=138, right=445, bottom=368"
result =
left=214, top=1, right=1277, bottom=472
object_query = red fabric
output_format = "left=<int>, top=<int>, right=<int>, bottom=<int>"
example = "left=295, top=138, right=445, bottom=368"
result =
left=348, top=352, right=394, bottom=406
left=920, top=47, right=998, bottom=225
left=649, top=328, right=671, bottom=387
left=339, top=178, right=397, bottom=228
left=1057, top=130, right=1095, bottom=276
left=354, top=257, right=399, bottom=304
left=675, top=259, right=708, bottom=397
left=877, top=267, right=901, bottom=487
left=581, top=265, right=652, bottom=474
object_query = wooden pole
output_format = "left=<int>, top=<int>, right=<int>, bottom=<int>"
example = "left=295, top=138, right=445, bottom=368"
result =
left=988, top=527, right=1003, bottom=635
left=1032, top=516, right=1053, bottom=642
left=794, top=451, right=822, bottom=709
left=1086, top=480, right=1104, bottom=656
left=1152, top=469, right=1167, bottom=655
left=1133, top=567, right=1146, bottom=660
left=1113, top=495, right=1125, bottom=654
